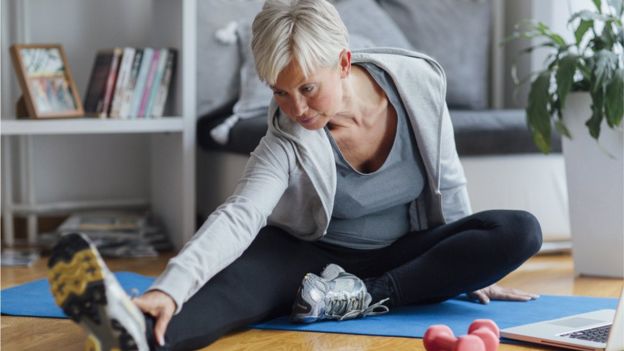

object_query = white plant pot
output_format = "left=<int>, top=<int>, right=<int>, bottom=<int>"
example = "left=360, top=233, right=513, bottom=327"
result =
left=562, top=92, right=624, bottom=278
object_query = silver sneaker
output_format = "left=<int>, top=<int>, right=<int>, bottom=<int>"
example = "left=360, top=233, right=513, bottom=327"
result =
left=290, top=264, right=389, bottom=323
left=48, top=233, right=149, bottom=351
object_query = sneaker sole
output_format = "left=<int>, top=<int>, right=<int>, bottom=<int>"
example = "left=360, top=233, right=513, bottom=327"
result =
left=48, top=233, right=141, bottom=351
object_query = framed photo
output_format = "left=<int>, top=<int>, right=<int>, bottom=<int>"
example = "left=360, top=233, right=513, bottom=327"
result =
left=10, top=44, right=84, bottom=118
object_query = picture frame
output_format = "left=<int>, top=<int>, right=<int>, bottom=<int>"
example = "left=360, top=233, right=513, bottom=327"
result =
left=10, top=44, right=84, bottom=119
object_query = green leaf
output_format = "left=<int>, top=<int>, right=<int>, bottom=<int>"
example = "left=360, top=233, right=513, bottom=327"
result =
left=556, top=55, right=578, bottom=108
left=569, top=10, right=607, bottom=22
left=605, top=68, right=624, bottom=127
left=592, top=49, right=618, bottom=93
left=608, top=0, right=623, bottom=16
left=555, top=120, right=572, bottom=138
left=578, top=58, right=593, bottom=82
left=551, top=33, right=567, bottom=47
left=527, top=71, right=553, bottom=153
left=535, top=22, right=567, bottom=47
left=575, top=20, right=594, bottom=44
left=600, top=21, right=617, bottom=48
left=518, top=42, right=557, bottom=57
left=552, top=97, right=563, bottom=119
left=586, top=88, right=605, bottom=139
left=593, top=0, right=602, bottom=12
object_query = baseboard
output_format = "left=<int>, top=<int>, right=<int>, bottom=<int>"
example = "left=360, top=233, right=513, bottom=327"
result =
left=539, top=241, right=572, bottom=254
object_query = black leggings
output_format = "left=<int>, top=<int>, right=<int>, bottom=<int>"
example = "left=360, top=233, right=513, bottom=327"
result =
left=152, top=210, right=542, bottom=350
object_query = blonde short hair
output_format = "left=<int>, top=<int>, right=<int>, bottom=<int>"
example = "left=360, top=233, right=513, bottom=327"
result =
left=251, top=0, right=349, bottom=85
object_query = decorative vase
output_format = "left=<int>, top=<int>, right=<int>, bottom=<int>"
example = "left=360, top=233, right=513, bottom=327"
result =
left=562, top=92, right=624, bottom=278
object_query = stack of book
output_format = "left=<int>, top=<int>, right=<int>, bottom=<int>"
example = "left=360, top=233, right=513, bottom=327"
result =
left=39, top=211, right=172, bottom=258
left=83, top=47, right=177, bottom=119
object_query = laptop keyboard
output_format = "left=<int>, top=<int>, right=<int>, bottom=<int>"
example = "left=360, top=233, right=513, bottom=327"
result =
left=561, top=324, right=611, bottom=343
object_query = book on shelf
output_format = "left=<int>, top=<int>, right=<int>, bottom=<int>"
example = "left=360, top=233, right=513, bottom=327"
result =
left=83, top=47, right=176, bottom=119
left=83, top=52, right=115, bottom=117
left=129, top=48, right=154, bottom=118
left=144, top=48, right=169, bottom=118
left=119, top=49, right=143, bottom=119
left=138, top=49, right=161, bottom=118
left=109, top=47, right=135, bottom=118
left=100, top=48, right=123, bottom=118
left=151, top=49, right=177, bottom=118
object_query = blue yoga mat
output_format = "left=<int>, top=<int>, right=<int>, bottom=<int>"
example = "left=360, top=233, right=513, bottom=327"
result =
left=253, top=295, right=618, bottom=339
left=1, top=272, right=155, bottom=318
left=2, top=273, right=618, bottom=341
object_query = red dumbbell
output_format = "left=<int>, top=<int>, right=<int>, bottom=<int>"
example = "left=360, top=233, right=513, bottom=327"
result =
left=423, top=324, right=486, bottom=351
left=468, top=319, right=500, bottom=351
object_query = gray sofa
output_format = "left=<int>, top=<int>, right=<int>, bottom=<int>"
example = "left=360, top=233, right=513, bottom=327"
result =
left=196, top=0, right=561, bottom=156
left=195, top=0, right=568, bottom=245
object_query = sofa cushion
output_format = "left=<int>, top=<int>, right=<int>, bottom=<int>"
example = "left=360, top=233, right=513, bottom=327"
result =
left=230, top=22, right=273, bottom=122
left=198, top=103, right=268, bottom=155
left=451, top=110, right=562, bottom=155
left=376, top=0, right=491, bottom=109
left=198, top=109, right=562, bottom=156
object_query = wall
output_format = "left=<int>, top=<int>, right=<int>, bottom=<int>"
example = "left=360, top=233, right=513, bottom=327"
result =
left=502, top=0, right=595, bottom=108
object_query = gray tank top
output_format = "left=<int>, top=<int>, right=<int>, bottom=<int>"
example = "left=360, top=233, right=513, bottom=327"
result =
left=321, top=62, right=425, bottom=249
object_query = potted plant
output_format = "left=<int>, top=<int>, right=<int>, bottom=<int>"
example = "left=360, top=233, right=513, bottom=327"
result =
left=507, top=0, right=623, bottom=278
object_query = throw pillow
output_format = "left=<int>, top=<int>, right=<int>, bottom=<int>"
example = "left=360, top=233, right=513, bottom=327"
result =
left=377, top=0, right=492, bottom=109
left=332, top=0, right=413, bottom=49
left=196, top=0, right=264, bottom=117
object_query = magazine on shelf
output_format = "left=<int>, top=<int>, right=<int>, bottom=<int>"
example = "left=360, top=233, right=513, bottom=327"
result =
left=1, top=248, right=40, bottom=267
left=41, top=211, right=172, bottom=258
left=57, top=211, right=147, bottom=232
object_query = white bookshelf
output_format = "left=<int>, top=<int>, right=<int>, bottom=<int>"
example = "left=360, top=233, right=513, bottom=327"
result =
left=0, top=117, right=185, bottom=135
left=0, top=0, right=197, bottom=250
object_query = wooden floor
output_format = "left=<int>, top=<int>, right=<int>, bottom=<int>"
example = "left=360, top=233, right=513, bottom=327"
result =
left=2, top=251, right=622, bottom=351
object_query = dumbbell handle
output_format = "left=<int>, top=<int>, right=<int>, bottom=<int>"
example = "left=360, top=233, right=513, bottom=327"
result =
left=431, top=334, right=458, bottom=350
left=468, top=319, right=500, bottom=337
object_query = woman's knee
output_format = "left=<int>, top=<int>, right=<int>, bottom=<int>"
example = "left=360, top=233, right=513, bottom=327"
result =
left=500, top=210, right=543, bottom=258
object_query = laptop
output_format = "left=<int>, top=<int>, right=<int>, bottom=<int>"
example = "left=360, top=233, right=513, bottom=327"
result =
left=501, top=289, right=624, bottom=351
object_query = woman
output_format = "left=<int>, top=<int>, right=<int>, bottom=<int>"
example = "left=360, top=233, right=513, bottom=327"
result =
left=48, top=0, right=542, bottom=350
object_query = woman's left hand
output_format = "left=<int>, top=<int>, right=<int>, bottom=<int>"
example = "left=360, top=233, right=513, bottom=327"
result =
left=467, top=284, right=539, bottom=304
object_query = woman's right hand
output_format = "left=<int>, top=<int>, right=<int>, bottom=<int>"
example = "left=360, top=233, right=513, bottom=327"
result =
left=133, top=290, right=177, bottom=346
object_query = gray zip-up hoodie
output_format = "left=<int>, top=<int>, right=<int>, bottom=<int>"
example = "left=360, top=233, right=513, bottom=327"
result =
left=150, top=48, right=471, bottom=314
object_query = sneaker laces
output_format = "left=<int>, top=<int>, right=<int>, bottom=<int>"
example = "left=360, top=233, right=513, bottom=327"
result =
left=326, top=289, right=390, bottom=321
left=339, top=297, right=390, bottom=320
